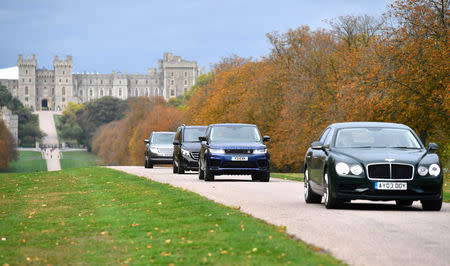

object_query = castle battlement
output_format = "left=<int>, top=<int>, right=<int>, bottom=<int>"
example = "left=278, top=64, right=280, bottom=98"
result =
left=0, top=53, right=203, bottom=111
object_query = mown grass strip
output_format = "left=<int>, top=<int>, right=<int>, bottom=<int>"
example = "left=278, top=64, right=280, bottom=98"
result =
left=0, top=167, right=342, bottom=265
left=271, top=173, right=304, bottom=182
left=444, top=173, right=449, bottom=203
left=0, top=151, right=46, bottom=173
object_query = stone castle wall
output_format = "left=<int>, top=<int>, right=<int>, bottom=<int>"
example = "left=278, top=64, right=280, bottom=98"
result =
left=0, top=106, right=19, bottom=145
left=0, top=53, right=204, bottom=111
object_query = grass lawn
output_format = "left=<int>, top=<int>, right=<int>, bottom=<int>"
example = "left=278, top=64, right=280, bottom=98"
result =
left=0, top=167, right=341, bottom=265
left=444, top=173, right=449, bottom=203
left=0, top=151, right=46, bottom=173
left=60, top=151, right=103, bottom=169
left=271, top=173, right=304, bottom=182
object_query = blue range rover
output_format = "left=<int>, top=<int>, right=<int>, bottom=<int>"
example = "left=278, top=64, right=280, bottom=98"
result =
left=198, top=123, right=271, bottom=182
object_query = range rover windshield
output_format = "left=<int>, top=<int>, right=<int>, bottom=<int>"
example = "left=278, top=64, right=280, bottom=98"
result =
left=334, top=127, right=421, bottom=148
left=209, top=126, right=261, bottom=143
left=184, top=127, right=207, bottom=142
left=151, top=132, right=175, bottom=144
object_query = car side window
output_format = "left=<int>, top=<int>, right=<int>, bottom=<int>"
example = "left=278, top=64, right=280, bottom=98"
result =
left=324, top=128, right=334, bottom=146
left=318, top=128, right=331, bottom=142
left=205, top=127, right=212, bottom=140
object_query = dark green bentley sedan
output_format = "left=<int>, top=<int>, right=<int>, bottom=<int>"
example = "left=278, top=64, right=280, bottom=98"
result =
left=304, top=122, right=443, bottom=210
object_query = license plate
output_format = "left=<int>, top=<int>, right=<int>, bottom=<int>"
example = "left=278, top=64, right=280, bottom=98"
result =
left=231, top=156, right=248, bottom=161
left=375, top=182, right=407, bottom=190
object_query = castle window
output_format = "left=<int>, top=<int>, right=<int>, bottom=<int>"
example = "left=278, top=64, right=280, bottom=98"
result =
left=135, top=88, right=138, bottom=96
left=136, top=80, right=138, bottom=84
left=100, top=89, right=103, bottom=97
left=171, top=89, right=175, bottom=96
left=80, top=90, right=83, bottom=96
left=184, top=80, right=187, bottom=85
left=25, top=87, right=29, bottom=95
left=90, top=89, right=93, bottom=97
left=29, top=78, right=31, bottom=82
left=66, top=79, right=68, bottom=83
left=119, top=80, right=121, bottom=84
left=146, top=80, right=148, bottom=85
left=101, top=80, right=103, bottom=85
left=59, top=79, right=61, bottom=83
left=109, top=89, right=112, bottom=96
left=44, top=80, right=46, bottom=83
left=62, top=87, right=65, bottom=95
left=63, top=71, right=65, bottom=75
left=52, top=88, right=55, bottom=94
left=145, top=88, right=148, bottom=96
left=155, top=80, right=158, bottom=84
left=90, top=80, right=92, bottom=84
left=25, top=97, right=28, bottom=102
left=184, top=72, right=187, bottom=77
left=119, top=88, right=122, bottom=97
left=63, top=98, right=65, bottom=102
left=26, top=70, right=28, bottom=74
left=171, top=72, right=174, bottom=77
left=22, top=79, right=24, bottom=82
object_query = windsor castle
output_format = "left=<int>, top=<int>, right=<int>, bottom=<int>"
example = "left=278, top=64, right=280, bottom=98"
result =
left=0, top=53, right=204, bottom=111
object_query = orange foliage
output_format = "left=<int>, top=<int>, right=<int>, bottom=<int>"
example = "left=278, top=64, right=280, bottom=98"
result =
left=92, top=97, right=185, bottom=165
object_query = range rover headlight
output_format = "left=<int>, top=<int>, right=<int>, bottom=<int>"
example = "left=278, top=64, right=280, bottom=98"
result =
left=150, top=147, right=159, bottom=153
left=209, top=148, right=225, bottom=154
left=335, top=162, right=350, bottom=175
left=417, top=166, right=428, bottom=176
left=429, top=164, right=440, bottom=176
left=350, top=165, right=363, bottom=175
left=253, top=148, right=267, bottom=154
left=181, top=149, right=190, bottom=157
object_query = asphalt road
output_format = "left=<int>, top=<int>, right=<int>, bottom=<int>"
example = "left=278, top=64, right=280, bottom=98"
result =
left=36, top=111, right=61, bottom=171
left=109, top=166, right=450, bottom=266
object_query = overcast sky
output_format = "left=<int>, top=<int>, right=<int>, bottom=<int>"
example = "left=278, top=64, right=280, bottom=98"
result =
left=0, top=0, right=390, bottom=73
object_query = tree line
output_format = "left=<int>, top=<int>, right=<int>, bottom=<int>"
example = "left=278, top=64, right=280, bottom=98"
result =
left=85, top=0, right=449, bottom=170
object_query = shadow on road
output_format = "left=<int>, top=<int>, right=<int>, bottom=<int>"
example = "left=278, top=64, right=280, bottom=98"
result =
left=337, top=202, right=424, bottom=212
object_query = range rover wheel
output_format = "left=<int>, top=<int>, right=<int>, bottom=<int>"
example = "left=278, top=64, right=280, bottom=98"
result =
left=251, top=174, right=259, bottom=181
left=178, top=166, right=185, bottom=174
left=145, top=157, right=149, bottom=168
left=421, top=198, right=442, bottom=211
left=259, top=172, right=270, bottom=182
left=173, top=161, right=178, bottom=174
left=148, top=161, right=153, bottom=169
left=396, top=200, right=414, bottom=206
left=323, top=171, right=341, bottom=209
left=304, top=168, right=321, bottom=203
left=204, top=167, right=214, bottom=182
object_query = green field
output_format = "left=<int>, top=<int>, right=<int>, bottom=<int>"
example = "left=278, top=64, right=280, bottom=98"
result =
left=0, top=151, right=46, bottom=173
left=0, top=167, right=341, bottom=265
left=271, top=173, right=304, bottom=182
left=444, top=174, right=449, bottom=203
left=60, top=151, right=103, bottom=169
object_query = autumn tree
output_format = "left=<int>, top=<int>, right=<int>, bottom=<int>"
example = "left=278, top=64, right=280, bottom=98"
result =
left=0, top=120, right=18, bottom=169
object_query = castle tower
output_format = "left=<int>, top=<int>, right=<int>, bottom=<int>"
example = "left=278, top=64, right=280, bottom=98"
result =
left=17, top=55, right=37, bottom=110
left=53, top=55, right=73, bottom=111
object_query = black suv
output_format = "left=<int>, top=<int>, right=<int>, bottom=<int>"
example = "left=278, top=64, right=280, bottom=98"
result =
left=173, top=125, right=207, bottom=174
left=144, top=131, right=176, bottom=168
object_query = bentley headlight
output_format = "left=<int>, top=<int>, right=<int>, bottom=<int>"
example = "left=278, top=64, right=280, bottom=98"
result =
left=209, top=148, right=225, bottom=154
left=350, top=165, right=363, bottom=175
left=417, top=166, right=428, bottom=176
left=336, top=162, right=350, bottom=175
left=253, top=148, right=267, bottom=154
left=181, top=149, right=190, bottom=157
left=150, top=147, right=159, bottom=153
left=429, top=164, right=440, bottom=176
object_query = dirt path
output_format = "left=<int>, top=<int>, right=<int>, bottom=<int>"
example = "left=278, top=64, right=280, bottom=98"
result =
left=109, top=166, right=450, bottom=266
left=36, top=111, right=62, bottom=171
